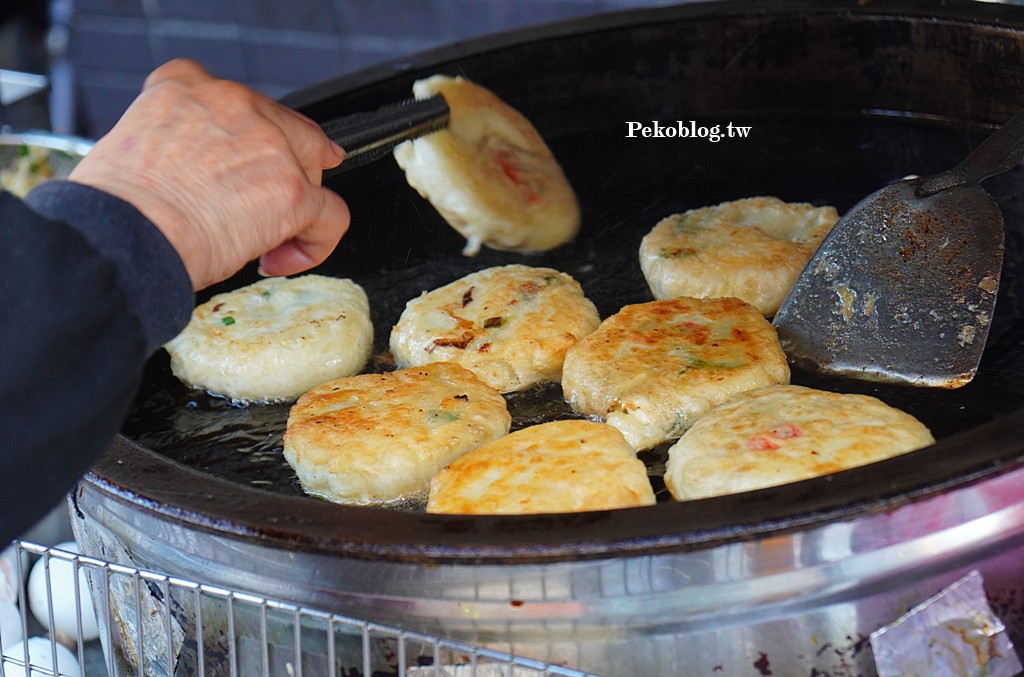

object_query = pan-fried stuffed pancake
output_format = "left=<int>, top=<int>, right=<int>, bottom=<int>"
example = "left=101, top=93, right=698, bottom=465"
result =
left=283, top=363, right=511, bottom=505
left=427, top=420, right=655, bottom=514
left=165, top=275, right=373, bottom=403
left=639, top=197, right=838, bottom=316
left=393, top=75, right=580, bottom=256
left=562, top=297, right=790, bottom=450
left=391, top=264, right=600, bottom=393
left=664, top=385, right=935, bottom=500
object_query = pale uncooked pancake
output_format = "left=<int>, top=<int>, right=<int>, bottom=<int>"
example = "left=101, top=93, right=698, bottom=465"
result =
left=393, top=74, right=580, bottom=256
left=426, top=419, right=655, bottom=514
left=663, top=385, right=935, bottom=500
left=562, top=297, right=790, bottom=450
left=283, top=362, right=511, bottom=505
left=164, top=275, right=373, bottom=403
left=390, top=264, right=601, bottom=393
left=639, top=197, right=839, bottom=316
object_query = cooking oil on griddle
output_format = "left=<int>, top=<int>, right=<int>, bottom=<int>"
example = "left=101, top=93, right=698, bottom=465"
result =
left=123, top=117, right=1024, bottom=509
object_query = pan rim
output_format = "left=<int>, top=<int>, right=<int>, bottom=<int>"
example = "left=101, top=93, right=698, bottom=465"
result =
left=281, top=0, right=1024, bottom=117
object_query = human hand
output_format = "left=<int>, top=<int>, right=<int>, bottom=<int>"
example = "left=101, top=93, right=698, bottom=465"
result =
left=69, top=58, right=349, bottom=290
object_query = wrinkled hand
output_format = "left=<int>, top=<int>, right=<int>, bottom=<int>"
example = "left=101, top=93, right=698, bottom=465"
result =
left=69, top=58, right=349, bottom=290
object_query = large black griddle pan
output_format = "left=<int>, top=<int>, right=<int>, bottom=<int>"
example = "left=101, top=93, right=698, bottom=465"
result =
left=96, top=0, right=1024, bottom=564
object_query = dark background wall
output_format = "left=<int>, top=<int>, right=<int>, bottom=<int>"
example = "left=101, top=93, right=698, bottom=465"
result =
left=1, top=0, right=686, bottom=139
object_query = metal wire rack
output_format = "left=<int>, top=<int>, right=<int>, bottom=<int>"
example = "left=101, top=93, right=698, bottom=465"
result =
left=0, top=540, right=597, bottom=677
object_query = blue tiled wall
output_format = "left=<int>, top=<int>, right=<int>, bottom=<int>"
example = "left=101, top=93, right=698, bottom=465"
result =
left=64, top=0, right=684, bottom=137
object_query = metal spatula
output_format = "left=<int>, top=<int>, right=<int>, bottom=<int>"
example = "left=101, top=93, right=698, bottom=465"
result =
left=773, top=107, right=1024, bottom=388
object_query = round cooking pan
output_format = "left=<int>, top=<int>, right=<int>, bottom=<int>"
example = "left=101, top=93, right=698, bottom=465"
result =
left=73, top=2, right=1024, bottom=675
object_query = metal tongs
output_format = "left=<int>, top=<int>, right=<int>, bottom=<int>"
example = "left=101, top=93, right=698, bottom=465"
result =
left=319, top=95, right=449, bottom=177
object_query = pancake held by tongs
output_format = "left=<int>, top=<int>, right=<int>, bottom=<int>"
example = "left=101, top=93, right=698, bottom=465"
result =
left=772, top=107, right=1024, bottom=388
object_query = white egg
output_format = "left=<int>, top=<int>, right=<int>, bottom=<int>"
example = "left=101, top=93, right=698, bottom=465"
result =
left=0, top=545, right=24, bottom=604
left=1, top=636, right=81, bottom=677
left=26, top=543, right=99, bottom=647
left=0, top=599, right=24, bottom=650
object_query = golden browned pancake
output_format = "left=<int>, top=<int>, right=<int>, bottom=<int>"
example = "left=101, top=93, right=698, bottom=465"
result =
left=664, top=385, right=935, bottom=500
left=390, top=264, right=601, bottom=393
left=164, top=275, right=373, bottom=403
left=639, top=197, right=839, bottom=316
left=283, top=362, right=511, bottom=505
left=426, top=420, right=655, bottom=514
left=393, top=75, right=580, bottom=256
left=561, top=297, right=790, bottom=450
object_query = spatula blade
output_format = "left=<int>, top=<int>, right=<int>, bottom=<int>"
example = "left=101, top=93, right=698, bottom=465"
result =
left=772, top=179, right=1004, bottom=388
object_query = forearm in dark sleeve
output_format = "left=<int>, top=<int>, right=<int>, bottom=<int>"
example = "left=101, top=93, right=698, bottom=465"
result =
left=1, top=185, right=193, bottom=544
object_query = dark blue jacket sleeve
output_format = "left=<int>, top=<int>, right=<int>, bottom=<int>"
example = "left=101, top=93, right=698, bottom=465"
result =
left=1, top=181, right=194, bottom=545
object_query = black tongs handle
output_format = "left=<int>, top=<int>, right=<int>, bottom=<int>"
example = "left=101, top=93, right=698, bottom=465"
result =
left=320, top=95, right=449, bottom=177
